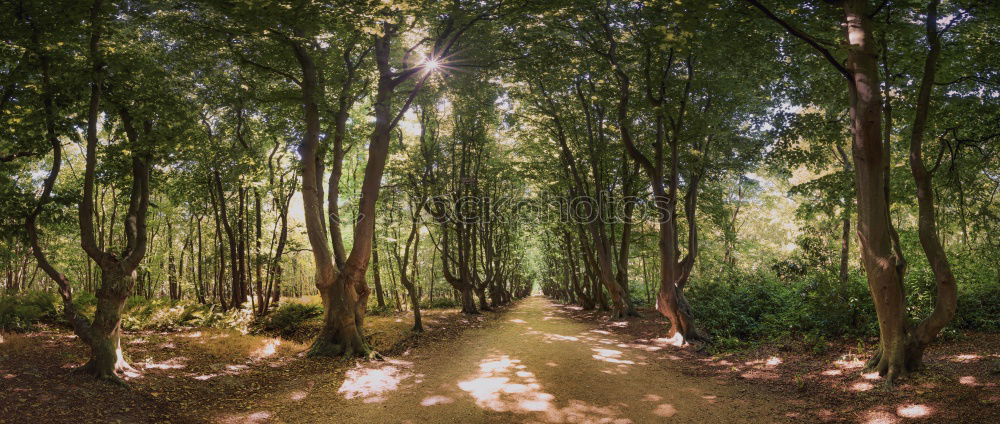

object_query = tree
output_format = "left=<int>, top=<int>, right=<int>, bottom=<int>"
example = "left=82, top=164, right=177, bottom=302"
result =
left=745, top=0, right=961, bottom=386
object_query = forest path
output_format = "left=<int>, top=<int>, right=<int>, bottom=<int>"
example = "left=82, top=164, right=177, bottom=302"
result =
left=271, top=296, right=784, bottom=423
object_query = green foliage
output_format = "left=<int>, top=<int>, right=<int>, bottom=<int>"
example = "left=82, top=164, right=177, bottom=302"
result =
left=687, top=269, right=877, bottom=352
left=122, top=297, right=197, bottom=331
left=954, top=278, right=1000, bottom=332
left=943, top=257, right=1000, bottom=333
left=0, top=291, right=59, bottom=332
left=259, top=302, right=322, bottom=339
left=0, top=291, right=258, bottom=332
left=689, top=252, right=1000, bottom=353
left=366, top=303, right=397, bottom=316
left=422, top=297, right=460, bottom=310
left=687, top=271, right=795, bottom=350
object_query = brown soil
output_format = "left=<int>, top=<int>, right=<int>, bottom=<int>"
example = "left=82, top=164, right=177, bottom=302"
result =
left=559, top=303, right=1000, bottom=423
left=1, top=297, right=995, bottom=423
left=0, top=307, right=499, bottom=424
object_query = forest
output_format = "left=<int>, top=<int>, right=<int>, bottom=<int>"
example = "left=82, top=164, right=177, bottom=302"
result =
left=0, top=0, right=997, bottom=423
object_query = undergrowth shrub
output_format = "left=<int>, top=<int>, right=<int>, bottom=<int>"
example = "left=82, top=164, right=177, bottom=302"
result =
left=259, top=302, right=322, bottom=339
left=688, top=254, right=999, bottom=353
left=0, top=291, right=255, bottom=332
left=687, top=268, right=877, bottom=352
left=953, top=276, right=1000, bottom=332
left=366, top=303, right=397, bottom=316
left=686, top=270, right=796, bottom=351
left=421, top=296, right=460, bottom=310
left=0, top=291, right=58, bottom=331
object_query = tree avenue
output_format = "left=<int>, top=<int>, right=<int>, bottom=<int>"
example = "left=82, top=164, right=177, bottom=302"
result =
left=0, top=0, right=997, bottom=421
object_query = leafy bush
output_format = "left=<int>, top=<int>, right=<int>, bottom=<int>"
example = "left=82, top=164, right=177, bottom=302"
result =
left=0, top=291, right=58, bottom=331
left=422, top=296, right=460, bottom=310
left=122, top=297, right=199, bottom=330
left=71, top=291, right=97, bottom=320
left=260, top=302, right=322, bottom=339
left=687, top=270, right=796, bottom=348
left=953, top=278, right=1000, bottom=332
left=367, top=303, right=397, bottom=316
left=687, top=268, right=878, bottom=352
left=1, top=290, right=259, bottom=332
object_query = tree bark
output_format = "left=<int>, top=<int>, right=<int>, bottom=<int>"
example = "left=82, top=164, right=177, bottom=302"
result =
left=840, top=0, right=913, bottom=385
left=36, top=0, right=151, bottom=383
left=906, top=0, right=957, bottom=364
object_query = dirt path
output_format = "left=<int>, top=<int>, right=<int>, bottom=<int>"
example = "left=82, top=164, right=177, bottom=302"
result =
left=269, top=296, right=785, bottom=423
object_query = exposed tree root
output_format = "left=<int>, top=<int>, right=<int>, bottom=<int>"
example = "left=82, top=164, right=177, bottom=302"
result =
left=74, top=355, right=135, bottom=387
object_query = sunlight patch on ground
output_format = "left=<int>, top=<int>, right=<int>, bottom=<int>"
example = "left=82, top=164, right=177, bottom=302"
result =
left=144, top=357, right=187, bottom=370
left=653, top=403, right=677, bottom=417
left=739, top=369, right=781, bottom=380
left=950, top=354, right=981, bottom=363
left=338, top=359, right=414, bottom=403
left=252, top=339, right=281, bottom=359
left=591, top=348, right=635, bottom=365
left=509, top=319, right=528, bottom=324
left=744, top=356, right=783, bottom=368
left=861, top=372, right=880, bottom=380
left=863, top=410, right=898, bottom=424
left=833, top=357, right=865, bottom=369
left=821, top=369, right=842, bottom=376
left=218, top=411, right=272, bottom=424
left=959, top=376, right=978, bottom=386
left=421, top=395, right=454, bottom=406
left=247, top=412, right=271, bottom=422
left=850, top=382, right=875, bottom=392
left=896, top=404, right=932, bottom=418
left=457, top=354, right=554, bottom=413
left=624, top=342, right=663, bottom=352
left=543, top=333, right=579, bottom=342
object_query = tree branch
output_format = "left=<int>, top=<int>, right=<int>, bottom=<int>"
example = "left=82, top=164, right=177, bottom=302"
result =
left=744, top=0, right=853, bottom=81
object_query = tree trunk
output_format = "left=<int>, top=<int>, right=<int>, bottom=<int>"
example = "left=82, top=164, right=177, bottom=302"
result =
left=254, top=190, right=263, bottom=314
left=213, top=172, right=241, bottom=309
left=372, top=235, right=386, bottom=309
left=197, top=216, right=205, bottom=304
left=890, top=0, right=956, bottom=376
left=840, top=0, right=912, bottom=385
left=290, top=33, right=370, bottom=357
left=459, top=285, right=477, bottom=314
left=839, top=211, right=851, bottom=285
left=167, top=220, right=178, bottom=300
left=77, top=269, right=137, bottom=381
